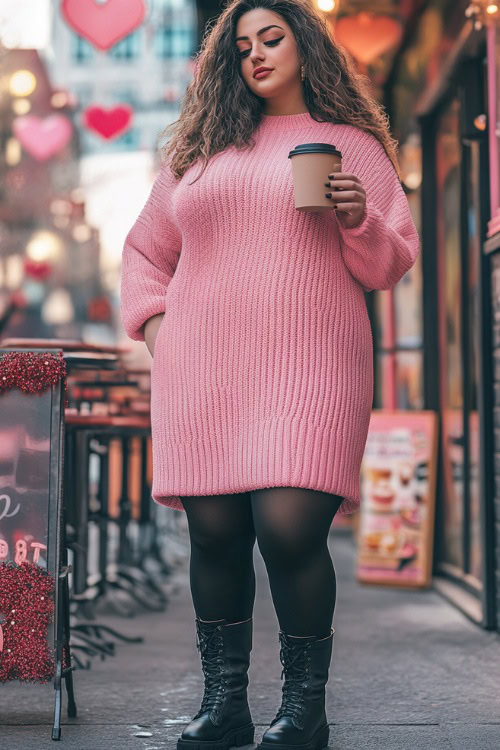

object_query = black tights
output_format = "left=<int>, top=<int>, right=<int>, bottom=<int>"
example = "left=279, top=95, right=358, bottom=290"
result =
left=181, top=487, right=344, bottom=639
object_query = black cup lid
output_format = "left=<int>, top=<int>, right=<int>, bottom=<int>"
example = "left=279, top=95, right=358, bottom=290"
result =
left=288, top=142, right=342, bottom=158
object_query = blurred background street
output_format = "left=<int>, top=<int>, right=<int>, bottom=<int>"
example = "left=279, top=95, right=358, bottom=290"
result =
left=2, top=0, right=500, bottom=747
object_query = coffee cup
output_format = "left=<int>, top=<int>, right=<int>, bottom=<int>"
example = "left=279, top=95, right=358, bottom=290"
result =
left=288, top=142, right=342, bottom=212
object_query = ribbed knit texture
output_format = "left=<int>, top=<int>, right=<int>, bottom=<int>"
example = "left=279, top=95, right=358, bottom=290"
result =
left=120, top=112, right=420, bottom=514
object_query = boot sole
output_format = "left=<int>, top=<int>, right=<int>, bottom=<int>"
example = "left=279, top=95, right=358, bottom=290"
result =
left=177, top=722, right=255, bottom=750
left=256, top=723, right=329, bottom=750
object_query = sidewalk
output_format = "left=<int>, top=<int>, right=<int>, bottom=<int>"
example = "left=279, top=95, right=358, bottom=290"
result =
left=2, top=530, right=500, bottom=749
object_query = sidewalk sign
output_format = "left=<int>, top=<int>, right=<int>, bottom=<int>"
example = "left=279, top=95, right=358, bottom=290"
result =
left=0, top=349, right=75, bottom=740
left=356, top=410, right=438, bottom=588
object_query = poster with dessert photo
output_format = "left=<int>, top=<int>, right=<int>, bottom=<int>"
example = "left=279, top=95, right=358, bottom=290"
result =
left=356, top=410, right=438, bottom=588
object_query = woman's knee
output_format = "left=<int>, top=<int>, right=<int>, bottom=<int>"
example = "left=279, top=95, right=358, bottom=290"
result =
left=255, top=523, right=326, bottom=571
left=251, top=487, right=335, bottom=568
left=190, top=525, right=256, bottom=560
left=182, top=492, right=256, bottom=556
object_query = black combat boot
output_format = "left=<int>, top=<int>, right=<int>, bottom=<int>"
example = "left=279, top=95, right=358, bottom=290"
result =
left=177, top=616, right=255, bottom=750
left=257, top=628, right=334, bottom=750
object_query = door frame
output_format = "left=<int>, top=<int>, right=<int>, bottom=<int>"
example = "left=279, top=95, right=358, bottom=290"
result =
left=417, top=38, right=496, bottom=628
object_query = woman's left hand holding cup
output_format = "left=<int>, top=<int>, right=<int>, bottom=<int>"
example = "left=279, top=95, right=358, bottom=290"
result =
left=324, top=163, right=367, bottom=229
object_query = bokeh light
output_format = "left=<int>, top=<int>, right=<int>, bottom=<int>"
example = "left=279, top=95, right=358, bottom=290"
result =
left=9, top=70, right=37, bottom=97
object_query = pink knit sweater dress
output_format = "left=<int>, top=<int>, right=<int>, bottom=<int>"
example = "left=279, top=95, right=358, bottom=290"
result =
left=120, top=112, right=420, bottom=515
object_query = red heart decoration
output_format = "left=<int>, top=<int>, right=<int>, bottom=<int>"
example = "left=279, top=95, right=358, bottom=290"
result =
left=335, top=13, right=403, bottom=66
left=83, top=104, right=133, bottom=140
left=24, top=259, right=53, bottom=281
left=61, top=0, right=146, bottom=51
left=12, top=115, right=72, bottom=161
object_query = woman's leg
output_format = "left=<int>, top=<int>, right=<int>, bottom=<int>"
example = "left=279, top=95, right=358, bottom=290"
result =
left=181, top=492, right=256, bottom=623
left=178, top=493, right=257, bottom=746
left=250, top=487, right=344, bottom=637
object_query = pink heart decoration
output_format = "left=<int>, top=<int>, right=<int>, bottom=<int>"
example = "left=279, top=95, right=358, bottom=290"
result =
left=12, top=115, right=73, bottom=161
left=61, top=0, right=146, bottom=51
left=83, top=104, right=133, bottom=140
left=335, top=13, right=403, bottom=66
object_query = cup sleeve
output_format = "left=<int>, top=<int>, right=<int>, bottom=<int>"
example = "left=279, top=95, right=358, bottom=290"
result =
left=120, top=166, right=182, bottom=342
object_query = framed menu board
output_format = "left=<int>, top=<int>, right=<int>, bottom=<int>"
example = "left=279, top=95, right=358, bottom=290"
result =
left=0, top=348, right=75, bottom=740
left=356, top=410, right=438, bottom=588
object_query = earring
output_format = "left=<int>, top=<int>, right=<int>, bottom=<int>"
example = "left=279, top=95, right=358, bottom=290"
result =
left=300, top=64, right=305, bottom=81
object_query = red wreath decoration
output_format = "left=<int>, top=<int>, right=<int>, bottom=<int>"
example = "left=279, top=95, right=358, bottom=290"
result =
left=0, top=350, right=67, bottom=397
left=0, top=561, right=56, bottom=683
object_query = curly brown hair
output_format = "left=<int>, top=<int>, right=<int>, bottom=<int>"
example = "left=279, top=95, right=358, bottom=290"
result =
left=158, top=0, right=400, bottom=183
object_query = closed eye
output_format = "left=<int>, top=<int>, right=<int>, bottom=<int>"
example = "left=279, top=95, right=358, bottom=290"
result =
left=238, top=36, right=285, bottom=59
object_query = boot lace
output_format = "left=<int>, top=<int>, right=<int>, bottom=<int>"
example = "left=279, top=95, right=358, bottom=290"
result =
left=193, top=625, right=228, bottom=719
left=272, top=636, right=312, bottom=726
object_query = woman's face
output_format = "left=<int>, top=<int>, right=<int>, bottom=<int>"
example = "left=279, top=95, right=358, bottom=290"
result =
left=235, top=9, right=302, bottom=100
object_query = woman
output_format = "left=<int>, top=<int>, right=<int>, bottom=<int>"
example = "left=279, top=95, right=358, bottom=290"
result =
left=120, top=1, right=420, bottom=749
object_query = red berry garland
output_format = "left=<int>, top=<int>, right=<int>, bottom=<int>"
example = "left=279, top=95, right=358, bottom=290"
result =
left=0, top=561, right=56, bottom=683
left=0, top=350, right=67, bottom=396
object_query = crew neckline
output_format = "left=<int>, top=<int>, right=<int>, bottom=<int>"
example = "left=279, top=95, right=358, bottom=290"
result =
left=259, top=111, right=317, bottom=130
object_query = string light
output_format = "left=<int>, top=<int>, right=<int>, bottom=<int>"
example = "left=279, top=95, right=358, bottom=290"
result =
left=317, top=0, right=336, bottom=11
left=465, top=1, right=500, bottom=29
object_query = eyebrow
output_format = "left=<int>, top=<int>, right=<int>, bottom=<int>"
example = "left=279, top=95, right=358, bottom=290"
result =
left=235, top=25, right=285, bottom=42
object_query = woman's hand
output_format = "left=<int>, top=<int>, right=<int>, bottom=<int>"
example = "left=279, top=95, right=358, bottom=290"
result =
left=324, top=163, right=367, bottom=229
left=144, top=313, right=164, bottom=357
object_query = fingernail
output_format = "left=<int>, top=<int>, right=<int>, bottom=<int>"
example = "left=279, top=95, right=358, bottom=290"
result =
left=325, top=193, right=332, bottom=198
left=324, top=182, right=330, bottom=187
left=328, top=174, right=335, bottom=179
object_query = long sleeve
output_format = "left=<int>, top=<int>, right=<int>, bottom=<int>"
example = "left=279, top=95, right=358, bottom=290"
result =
left=334, top=130, right=420, bottom=293
left=120, top=165, right=182, bottom=341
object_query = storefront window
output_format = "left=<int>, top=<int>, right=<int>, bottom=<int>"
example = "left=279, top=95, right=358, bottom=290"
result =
left=396, top=350, right=424, bottom=410
left=375, top=352, right=391, bottom=408
left=394, top=191, right=423, bottom=349
left=394, top=256, right=423, bottom=348
left=466, top=141, right=482, bottom=583
left=436, top=95, right=464, bottom=571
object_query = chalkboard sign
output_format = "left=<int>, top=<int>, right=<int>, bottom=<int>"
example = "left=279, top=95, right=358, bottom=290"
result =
left=0, top=348, right=71, bottom=739
left=0, top=386, right=53, bottom=567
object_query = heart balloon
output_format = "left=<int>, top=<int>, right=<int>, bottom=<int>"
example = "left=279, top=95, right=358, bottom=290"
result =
left=12, top=115, right=73, bottom=161
left=83, top=104, right=134, bottom=139
left=335, top=13, right=403, bottom=66
left=61, top=0, right=146, bottom=51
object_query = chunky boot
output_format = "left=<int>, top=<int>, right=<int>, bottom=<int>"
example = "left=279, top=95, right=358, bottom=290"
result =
left=177, top=616, right=255, bottom=750
left=257, top=628, right=335, bottom=750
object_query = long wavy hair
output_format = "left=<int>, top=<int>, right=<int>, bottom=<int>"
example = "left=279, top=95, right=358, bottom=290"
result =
left=158, top=0, right=400, bottom=183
